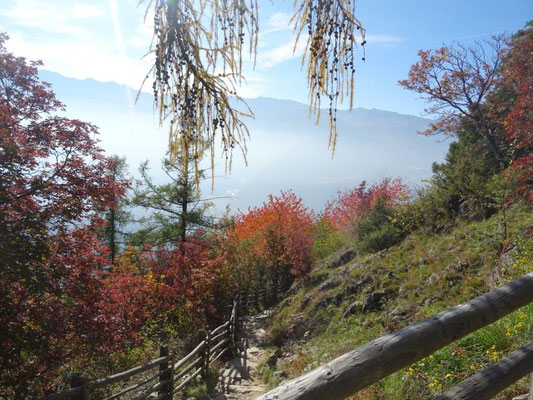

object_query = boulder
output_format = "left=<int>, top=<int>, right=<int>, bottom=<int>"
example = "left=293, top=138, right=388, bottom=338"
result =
left=342, top=302, right=359, bottom=318
left=267, top=354, right=278, bottom=367
left=427, top=273, right=439, bottom=285
left=342, top=276, right=372, bottom=296
left=328, top=249, right=357, bottom=269
left=309, top=272, right=328, bottom=287
left=298, top=294, right=312, bottom=310
left=444, top=260, right=469, bottom=273
left=361, top=289, right=395, bottom=312
left=318, top=277, right=341, bottom=291
left=273, top=370, right=288, bottom=379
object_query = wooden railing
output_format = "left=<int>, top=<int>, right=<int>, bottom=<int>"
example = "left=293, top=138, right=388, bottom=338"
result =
left=38, top=282, right=290, bottom=400
left=256, top=272, right=533, bottom=400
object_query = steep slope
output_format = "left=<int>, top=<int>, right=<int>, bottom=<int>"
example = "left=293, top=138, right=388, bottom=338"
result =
left=259, top=203, right=533, bottom=399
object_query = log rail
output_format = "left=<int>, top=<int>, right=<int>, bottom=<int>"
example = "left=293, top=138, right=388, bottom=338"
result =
left=38, top=282, right=291, bottom=400
left=256, top=272, right=533, bottom=400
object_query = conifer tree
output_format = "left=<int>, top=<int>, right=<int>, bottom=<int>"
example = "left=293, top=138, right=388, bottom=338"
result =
left=131, top=148, right=217, bottom=248
left=102, top=155, right=131, bottom=264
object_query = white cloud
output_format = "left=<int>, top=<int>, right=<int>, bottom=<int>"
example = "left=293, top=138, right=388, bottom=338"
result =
left=235, top=81, right=267, bottom=98
left=72, top=4, right=104, bottom=19
left=256, top=32, right=402, bottom=69
left=0, top=0, right=87, bottom=34
left=127, top=5, right=154, bottom=49
left=265, top=12, right=294, bottom=34
left=0, top=0, right=153, bottom=91
left=7, top=29, right=153, bottom=91
left=257, top=34, right=308, bottom=69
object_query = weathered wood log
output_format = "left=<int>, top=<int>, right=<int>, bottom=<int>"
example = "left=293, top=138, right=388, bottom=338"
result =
left=37, top=387, right=82, bottom=400
left=70, top=374, right=88, bottom=400
left=203, top=330, right=211, bottom=378
left=432, top=341, right=533, bottom=400
left=173, top=367, right=203, bottom=393
left=211, top=346, right=229, bottom=365
left=89, top=356, right=169, bottom=389
left=210, top=337, right=230, bottom=354
left=255, top=272, right=533, bottom=400
left=158, top=345, right=172, bottom=400
left=211, top=320, right=231, bottom=336
left=173, top=340, right=206, bottom=370
left=102, top=373, right=159, bottom=400
left=211, top=327, right=230, bottom=344
left=174, top=357, right=203, bottom=381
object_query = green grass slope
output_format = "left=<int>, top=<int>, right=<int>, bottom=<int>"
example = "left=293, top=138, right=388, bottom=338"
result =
left=261, top=203, right=533, bottom=399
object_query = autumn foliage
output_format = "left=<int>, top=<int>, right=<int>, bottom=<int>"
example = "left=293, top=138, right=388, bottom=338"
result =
left=400, top=28, right=533, bottom=201
left=323, top=177, right=409, bottom=232
left=498, top=23, right=533, bottom=196
left=0, top=33, right=126, bottom=397
left=104, top=238, right=223, bottom=343
left=230, top=190, right=314, bottom=282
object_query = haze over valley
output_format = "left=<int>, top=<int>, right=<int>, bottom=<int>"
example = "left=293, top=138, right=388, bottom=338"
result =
left=40, top=70, right=449, bottom=213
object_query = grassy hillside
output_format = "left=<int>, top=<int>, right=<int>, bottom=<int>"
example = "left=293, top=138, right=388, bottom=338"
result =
left=259, top=202, right=533, bottom=399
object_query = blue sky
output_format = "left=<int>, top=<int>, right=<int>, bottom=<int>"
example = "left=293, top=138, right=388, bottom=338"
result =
left=0, top=0, right=530, bottom=116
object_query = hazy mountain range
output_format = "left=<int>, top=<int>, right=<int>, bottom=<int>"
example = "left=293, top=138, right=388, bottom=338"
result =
left=39, top=70, right=450, bottom=213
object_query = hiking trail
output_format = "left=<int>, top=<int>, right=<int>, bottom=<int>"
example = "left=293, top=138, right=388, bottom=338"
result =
left=211, top=312, right=270, bottom=400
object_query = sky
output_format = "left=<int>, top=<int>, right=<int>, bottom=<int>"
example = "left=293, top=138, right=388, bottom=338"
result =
left=0, top=0, right=531, bottom=117
left=0, top=0, right=531, bottom=213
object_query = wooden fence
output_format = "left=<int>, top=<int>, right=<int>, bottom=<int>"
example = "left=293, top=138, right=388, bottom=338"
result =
left=256, top=272, right=533, bottom=400
left=38, top=282, right=290, bottom=400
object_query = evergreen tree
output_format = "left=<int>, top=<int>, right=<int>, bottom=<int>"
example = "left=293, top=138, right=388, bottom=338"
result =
left=130, top=150, right=217, bottom=248
left=102, top=155, right=131, bottom=264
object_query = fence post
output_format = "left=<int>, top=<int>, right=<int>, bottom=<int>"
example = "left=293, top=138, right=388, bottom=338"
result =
left=71, top=373, right=89, bottom=400
left=203, top=329, right=211, bottom=379
left=233, top=298, right=239, bottom=350
left=230, top=308, right=234, bottom=351
left=169, top=354, right=174, bottom=398
left=158, top=345, right=172, bottom=400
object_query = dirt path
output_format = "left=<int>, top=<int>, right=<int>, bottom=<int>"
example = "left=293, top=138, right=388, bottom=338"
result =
left=210, top=312, right=270, bottom=400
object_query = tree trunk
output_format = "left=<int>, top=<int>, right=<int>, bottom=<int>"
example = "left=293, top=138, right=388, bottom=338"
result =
left=483, top=127, right=505, bottom=169
left=110, top=207, right=116, bottom=265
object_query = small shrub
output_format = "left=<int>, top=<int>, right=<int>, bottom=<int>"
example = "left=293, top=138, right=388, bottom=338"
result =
left=311, top=218, right=348, bottom=260
left=355, top=197, right=407, bottom=253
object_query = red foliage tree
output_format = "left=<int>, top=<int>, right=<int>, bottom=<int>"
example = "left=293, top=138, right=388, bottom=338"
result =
left=102, top=236, right=225, bottom=345
left=230, top=190, right=314, bottom=283
left=399, top=37, right=507, bottom=165
left=0, top=34, right=125, bottom=397
left=497, top=23, right=533, bottom=197
left=323, top=177, right=409, bottom=231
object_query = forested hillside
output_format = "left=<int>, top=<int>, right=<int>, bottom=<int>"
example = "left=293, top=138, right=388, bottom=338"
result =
left=1, top=17, right=531, bottom=400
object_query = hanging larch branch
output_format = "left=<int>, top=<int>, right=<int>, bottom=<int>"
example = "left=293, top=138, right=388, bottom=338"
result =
left=292, top=0, right=366, bottom=154
left=139, top=0, right=259, bottom=188
left=140, top=0, right=365, bottom=183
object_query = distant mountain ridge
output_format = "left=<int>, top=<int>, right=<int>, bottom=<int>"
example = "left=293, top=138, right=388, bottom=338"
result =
left=38, top=69, right=450, bottom=212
